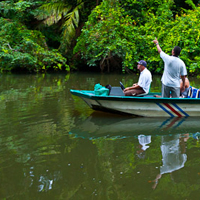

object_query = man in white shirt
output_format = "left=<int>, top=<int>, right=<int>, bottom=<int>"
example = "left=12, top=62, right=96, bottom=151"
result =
left=137, top=135, right=151, bottom=159
left=152, top=134, right=188, bottom=190
left=123, top=60, right=152, bottom=96
left=153, top=38, right=187, bottom=98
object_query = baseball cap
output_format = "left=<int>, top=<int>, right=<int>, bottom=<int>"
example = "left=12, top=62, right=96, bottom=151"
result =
left=138, top=60, right=147, bottom=67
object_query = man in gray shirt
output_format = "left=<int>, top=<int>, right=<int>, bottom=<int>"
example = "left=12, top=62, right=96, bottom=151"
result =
left=153, top=38, right=187, bottom=98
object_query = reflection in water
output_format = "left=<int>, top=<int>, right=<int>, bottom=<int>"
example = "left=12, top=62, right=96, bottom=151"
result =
left=69, top=113, right=200, bottom=198
left=70, top=114, right=200, bottom=138
left=38, top=171, right=61, bottom=192
left=152, top=134, right=189, bottom=189
left=137, top=135, right=151, bottom=159
left=0, top=73, right=200, bottom=199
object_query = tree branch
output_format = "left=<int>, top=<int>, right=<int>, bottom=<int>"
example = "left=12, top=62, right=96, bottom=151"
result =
left=6, top=43, right=18, bottom=52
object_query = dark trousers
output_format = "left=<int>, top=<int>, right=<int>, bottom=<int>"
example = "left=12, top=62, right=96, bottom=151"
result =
left=124, top=88, right=145, bottom=96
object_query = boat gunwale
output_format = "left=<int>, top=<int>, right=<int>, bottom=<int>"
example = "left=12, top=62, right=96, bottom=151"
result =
left=70, top=89, right=200, bottom=104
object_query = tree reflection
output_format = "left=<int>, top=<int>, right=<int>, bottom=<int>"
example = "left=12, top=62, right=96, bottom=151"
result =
left=1, top=74, right=200, bottom=199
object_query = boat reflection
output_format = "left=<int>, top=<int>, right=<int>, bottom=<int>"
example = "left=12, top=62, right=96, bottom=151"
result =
left=69, top=113, right=200, bottom=193
left=70, top=113, right=200, bottom=139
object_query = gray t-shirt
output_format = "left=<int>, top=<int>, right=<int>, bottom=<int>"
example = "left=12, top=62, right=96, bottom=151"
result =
left=160, top=51, right=187, bottom=87
left=160, top=135, right=187, bottom=174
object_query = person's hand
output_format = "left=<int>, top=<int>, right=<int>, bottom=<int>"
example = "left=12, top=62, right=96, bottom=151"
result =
left=181, top=85, right=185, bottom=93
left=153, top=37, right=158, bottom=45
left=124, top=87, right=129, bottom=92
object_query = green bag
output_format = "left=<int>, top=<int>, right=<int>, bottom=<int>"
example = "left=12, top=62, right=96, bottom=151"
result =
left=94, top=83, right=109, bottom=96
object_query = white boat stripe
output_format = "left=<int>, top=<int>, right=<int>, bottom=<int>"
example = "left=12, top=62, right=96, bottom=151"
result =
left=161, top=103, right=177, bottom=115
left=156, top=103, right=175, bottom=117
left=160, top=103, right=184, bottom=117
left=167, top=103, right=183, bottom=115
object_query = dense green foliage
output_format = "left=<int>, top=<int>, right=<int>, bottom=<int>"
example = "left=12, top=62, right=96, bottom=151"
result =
left=74, top=0, right=200, bottom=74
left=1, top=0, right=200, bottom=74
left=0, top=18, right=69, bottom=72
left=35, top=0, right=84, bottom=53
left=160, top=8, right=200, bottom=74
left=0, top=0, right=69, bottom=72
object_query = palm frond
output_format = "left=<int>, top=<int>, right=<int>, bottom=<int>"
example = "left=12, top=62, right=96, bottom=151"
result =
left=58, top=2, right=84, bottom=52
left=36, top=2, right=72, bottom=25
left=36, top=0, right=84, bottom=52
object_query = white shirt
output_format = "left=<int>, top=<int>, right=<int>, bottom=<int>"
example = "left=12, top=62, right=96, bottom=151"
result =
left=138, top=68, right=152, bottom=93
left=160, top=51, right=187, bottom=87
left=138, top=135, right=151, bottom=151
left=160, top=135, right=187, bottom=175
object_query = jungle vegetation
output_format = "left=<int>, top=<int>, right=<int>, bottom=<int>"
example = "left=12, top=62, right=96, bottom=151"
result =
left=0, top=0, right=200, bottom=74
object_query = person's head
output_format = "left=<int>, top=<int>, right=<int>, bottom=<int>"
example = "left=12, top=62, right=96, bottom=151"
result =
left=137, top=60, right=147, bottom=71
left=172, top=46, right=181, bottom=57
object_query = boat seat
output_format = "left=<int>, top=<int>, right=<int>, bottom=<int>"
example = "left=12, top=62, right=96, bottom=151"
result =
left=187, top=86, right=200, bottom=98
left=109, top=86, right=149, bottom=97
left=110, top=87, right=125, bottom=96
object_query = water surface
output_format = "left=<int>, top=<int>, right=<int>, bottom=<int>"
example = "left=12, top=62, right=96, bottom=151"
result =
left=0, top=72, right=200, bottom=200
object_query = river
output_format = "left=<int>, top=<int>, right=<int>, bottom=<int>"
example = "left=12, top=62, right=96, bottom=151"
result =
left=0, top=72, right=200, bottom=200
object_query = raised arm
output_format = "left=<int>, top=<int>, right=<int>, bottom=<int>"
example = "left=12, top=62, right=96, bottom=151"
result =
left=153, top=38, right=162, bottom=54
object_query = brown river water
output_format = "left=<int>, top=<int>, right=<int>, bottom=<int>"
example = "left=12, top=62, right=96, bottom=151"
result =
left=0, top=72, right=200, bottom=200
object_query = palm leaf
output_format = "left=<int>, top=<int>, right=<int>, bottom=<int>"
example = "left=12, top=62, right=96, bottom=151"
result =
left=36, top=2, right=72, bottom=25
left=36, top=0, right=84, bottom=52
left=60, top=2, right=84, bottom=52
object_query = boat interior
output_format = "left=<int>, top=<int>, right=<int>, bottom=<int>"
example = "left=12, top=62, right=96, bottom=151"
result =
left=109, top=87, right=157, bottom=98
